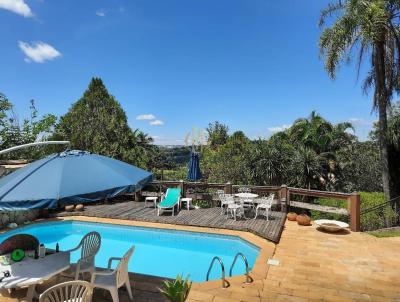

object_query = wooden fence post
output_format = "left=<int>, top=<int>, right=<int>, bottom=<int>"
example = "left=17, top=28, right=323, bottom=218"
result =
left=224, top=182, right=233, bottom=194
left=348, top=192, right=360, bottom=231
left=180, top=180, right=186, bottom=198
left=280, top=185, right=288, bottom=212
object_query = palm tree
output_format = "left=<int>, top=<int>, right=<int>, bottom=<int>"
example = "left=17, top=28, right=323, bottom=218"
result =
left=133, top=129, right=154, bottom=145
left=289, top=111, right=332, bottom=152
left=287, top=112, right=354, bottom=190
left=319, top=0, right=400, bottom=202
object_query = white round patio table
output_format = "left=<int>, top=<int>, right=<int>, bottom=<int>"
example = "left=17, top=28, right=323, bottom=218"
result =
left=0, top=252, right=70, bottom=302
left=234, top=193, right=259, bottom=199
left=234, top=193, right=258, bottom=218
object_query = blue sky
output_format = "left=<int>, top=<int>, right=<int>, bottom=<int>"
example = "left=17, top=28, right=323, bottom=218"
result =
left=0, top=0, right=375, bottom=145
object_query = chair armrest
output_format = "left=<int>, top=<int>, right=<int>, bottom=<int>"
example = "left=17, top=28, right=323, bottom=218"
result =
left=107, top=257, right=122, bottom=269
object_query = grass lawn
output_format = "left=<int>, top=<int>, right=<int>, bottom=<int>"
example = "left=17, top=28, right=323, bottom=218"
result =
left=368, top=228, right=400, bottom=238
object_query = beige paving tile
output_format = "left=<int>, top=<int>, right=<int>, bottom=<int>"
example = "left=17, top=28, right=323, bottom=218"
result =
left=2, top=217, right=400, bottom=302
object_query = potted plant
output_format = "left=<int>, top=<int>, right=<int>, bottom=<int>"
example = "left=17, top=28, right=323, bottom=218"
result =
left=296, top=214, right=311, bottom=226
left=287, top=212, right=297, bottom=221
left=160, top=275, right=192, bottom=302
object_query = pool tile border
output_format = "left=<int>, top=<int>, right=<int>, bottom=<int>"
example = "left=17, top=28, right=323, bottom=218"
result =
left=59, top=216, right=275, bottom=288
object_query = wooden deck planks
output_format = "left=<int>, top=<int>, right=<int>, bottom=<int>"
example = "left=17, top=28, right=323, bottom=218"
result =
left=56, top=201, right=286, bottom=243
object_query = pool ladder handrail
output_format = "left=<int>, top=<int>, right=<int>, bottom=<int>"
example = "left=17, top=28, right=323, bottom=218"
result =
left=206, top=256, right=228, bottom=288
left=229, top=252, right=253, bottom=284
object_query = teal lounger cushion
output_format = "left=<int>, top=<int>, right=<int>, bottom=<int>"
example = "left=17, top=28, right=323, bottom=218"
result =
left=158, top=188, right=181, bottom=208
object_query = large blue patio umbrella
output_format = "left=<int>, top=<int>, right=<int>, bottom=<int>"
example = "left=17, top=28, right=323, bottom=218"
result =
left=187, top=152, right=202, bottom=181
left=0, top=150, right=153, bottom=210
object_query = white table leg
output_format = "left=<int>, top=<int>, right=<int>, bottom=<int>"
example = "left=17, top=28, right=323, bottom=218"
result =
left=23, top=285, right=38, bottom=302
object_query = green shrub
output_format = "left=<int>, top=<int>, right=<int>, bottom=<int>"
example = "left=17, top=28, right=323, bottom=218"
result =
left=192, top=200, right=212, bottom=208
left=153, top=167, right=187, bottom=181
left=310, top=192, right=397, bottom=231
left=359, top=192, right=397, bottom=231
left=315, top=198, right=347, bottom=209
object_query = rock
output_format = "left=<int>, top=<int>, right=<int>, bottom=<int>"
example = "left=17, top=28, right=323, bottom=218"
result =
left=65, top=205, right=74, bottom=212
left=75, top=204, right=84, bottom=211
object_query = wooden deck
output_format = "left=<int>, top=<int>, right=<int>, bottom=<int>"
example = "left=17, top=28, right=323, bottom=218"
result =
left=56, top=201, right=286, bottom=243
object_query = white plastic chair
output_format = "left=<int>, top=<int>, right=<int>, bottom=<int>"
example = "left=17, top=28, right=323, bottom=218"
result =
left=254, top=194, right=275, bottom=220
left=66, top=231, right=101, bottom=280
left=39, top=280, right=93, bottom=302
left=91, top=246, right=134, bottom=302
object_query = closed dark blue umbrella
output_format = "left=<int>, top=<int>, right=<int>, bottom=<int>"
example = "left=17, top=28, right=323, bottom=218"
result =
left=187, top=152, right=202, bottom=181
left=0, top=150, right=153, bottom=210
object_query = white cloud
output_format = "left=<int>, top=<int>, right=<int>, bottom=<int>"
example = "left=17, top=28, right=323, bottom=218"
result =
left=95, top=10, right=105, bottom=17
left=18, top=41, right=62, bottom=63
left=136, top=114, right=155, bottom=120
left=150, top=120, right=164, bottom=126
left=0, top=0, right=33, bottom=17
left=267, top=124, right=291, bottom=133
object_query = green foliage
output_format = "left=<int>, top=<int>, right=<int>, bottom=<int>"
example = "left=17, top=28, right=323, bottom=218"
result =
left=359, top=192, right=397, bottom=230
left=201, top=112, right=359, bottom=192
left=153, top=167, right=187, bottom=181
left=369, top=102, right=400, bottom=198
left=206, top=121, right=229, bottom=149
left=0, top=94, right=58, bottom=160
left=202, top=130, right=252, bottom=184
left=319, top=0, right=400, bottom=201
left=338, top=141, right=382, bottom=192
left=56, top=78, right=149, bottom=167
left=160, top=275, right=192, bottom=302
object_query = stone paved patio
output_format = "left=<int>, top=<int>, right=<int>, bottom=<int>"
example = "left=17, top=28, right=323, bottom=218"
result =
left=189, top=221, right=400, bottom=302
left=1, top=218, right=400, bottom=302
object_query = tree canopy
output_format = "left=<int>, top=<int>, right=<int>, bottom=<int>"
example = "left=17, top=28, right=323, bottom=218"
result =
left=0, top=94, right=57, bottom=159
left=56, top=78, right=149, bottom=167
left=319, top=0, right=400, bottom=201
left=201, top=112, right=377, bottom=192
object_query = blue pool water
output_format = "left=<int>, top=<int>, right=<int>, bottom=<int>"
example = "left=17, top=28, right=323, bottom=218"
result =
left=0, top=221, right=260, bottom=282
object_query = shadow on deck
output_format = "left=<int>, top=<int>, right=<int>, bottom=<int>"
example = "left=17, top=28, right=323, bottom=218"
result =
left=55, top=201, right=286, bottom=243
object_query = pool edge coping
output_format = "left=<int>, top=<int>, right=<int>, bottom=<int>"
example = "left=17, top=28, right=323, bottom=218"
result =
left=60, top=216, right=276, bottom=289
left=1, top=215, right=276, bottom=289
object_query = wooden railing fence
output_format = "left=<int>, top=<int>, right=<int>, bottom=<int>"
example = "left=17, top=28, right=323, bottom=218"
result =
left=142, top=181, right=361, bottom=232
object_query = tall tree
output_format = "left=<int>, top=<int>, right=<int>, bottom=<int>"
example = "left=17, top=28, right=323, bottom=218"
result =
left=206, top=121, right=229, bottom=148
left=56, top=78, right=147, bottom=167
left=319, top=0, right=400, bottom=201
left=0, top=94, right=57, bottom=159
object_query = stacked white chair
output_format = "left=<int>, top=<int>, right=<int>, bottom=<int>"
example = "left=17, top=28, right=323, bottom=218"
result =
left=39, top=280, right=93, bottom=302
left=66, top=231, right=101, bottom=280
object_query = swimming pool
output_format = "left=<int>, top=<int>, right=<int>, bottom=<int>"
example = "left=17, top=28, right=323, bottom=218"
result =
left=0, top=220, right=260, bottom=282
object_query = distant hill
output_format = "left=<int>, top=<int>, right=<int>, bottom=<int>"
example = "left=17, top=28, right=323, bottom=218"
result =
left=158, top=146, right=191, bottom=167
